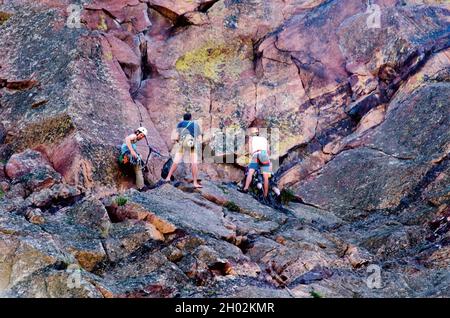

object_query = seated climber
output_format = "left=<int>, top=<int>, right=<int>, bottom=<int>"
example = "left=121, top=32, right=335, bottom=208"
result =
left=238, top=127, right=272, bottom=198
left=119, top=127, right=148, bottom=191
left=163, top=113, right=203, bottom=188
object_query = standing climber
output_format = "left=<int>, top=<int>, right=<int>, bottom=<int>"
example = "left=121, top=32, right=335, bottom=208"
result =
left=239, top=127, right=272, bottom=198
left=164, top=113, right=203, bottom=188
left=120, top=127, right=148, bottom=191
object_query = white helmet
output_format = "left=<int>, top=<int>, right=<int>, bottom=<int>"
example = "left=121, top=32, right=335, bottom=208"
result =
left=136, top=127, right=148, bottom=136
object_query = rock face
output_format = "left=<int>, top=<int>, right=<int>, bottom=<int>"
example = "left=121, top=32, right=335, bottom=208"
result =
left=0, top=0, right=449, bottom=298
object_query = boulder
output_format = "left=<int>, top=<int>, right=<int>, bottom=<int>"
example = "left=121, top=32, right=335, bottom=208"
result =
left=0, top=7, right=167, bottom=191
left=25, top=208, right=45, bottom=225
left=6, top=149, right=52, bottom=180
left=296, top=82, right=450, bottom=218
left=3, top=266, right=104, bottom=298
left=0, top=162, right=6, bottom=182
left=104, top=219, right=165, bottom=263
left=198, top=181, right=287, bottom=224
left=107, top=200, right=177, bottom=235
left=128, top=185, right=236, bottom=240
left=0, top=212, right=74, bottom=294
left=38, top=198, right=111, bottom=271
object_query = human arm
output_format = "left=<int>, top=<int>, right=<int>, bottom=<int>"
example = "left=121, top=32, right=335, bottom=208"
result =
left=125, top=134, right=138, bottom=158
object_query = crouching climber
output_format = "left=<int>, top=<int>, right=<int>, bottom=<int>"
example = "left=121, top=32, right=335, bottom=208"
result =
left=119, top=127, right=148, bottom=191
left=238, top=127, right=272, bottom=198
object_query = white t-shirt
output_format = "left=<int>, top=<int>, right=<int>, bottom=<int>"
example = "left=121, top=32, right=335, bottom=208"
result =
left=250, top=136, right=268, bottom=154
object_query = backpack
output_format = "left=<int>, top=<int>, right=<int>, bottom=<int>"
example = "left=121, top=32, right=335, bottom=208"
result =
left=257, top=150, right=270, bottom=165
left=179, top=121, right=195, bottom=149
left=161, top=158, right=173, bottom=179
left=180, top=133, right=195, bottom=149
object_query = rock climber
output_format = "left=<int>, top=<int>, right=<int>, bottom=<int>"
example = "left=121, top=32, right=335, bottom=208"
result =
left=120, top=127, right=148, bottom=191
left=163, top=113, right=203, bottom=188
left=238, top=127, right=272, bottom=198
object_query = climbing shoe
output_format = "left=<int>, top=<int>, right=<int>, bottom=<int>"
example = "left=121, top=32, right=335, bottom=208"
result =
left=237, top=188, right=249, bottom=194
left=138, top=185, right=151, bottom=192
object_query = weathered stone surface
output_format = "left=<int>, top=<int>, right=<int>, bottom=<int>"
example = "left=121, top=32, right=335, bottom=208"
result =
left=0, top=6, right=167, bottom=191
left=3, top=268, right=104, bottom=298
left=104, top=220, right=164, bottom=262
left=423, top=164, right=450, bottom=207
left=278, top=151, right=332, bottom=189
left=199, top=181, right=287, bottom=224
left=0, top=162, right=6, bottom=182
left=25, top=208, right=45, bottom=225
left=1, top=0, right=449, bottom=299
left=296, top=147, right=427, bottom=217
left=107, top=200, right=177, bottom=234
left=0, top=212, right=74, bottom=294
left=296, top=82, right=450, bottom=218
left=363, top=84, right=449, bottom=162
left=6, top=149, right=52, bottom=180
left=290, top=203, right=342, bottom=227
left=128, top=185, right=235, bottom=240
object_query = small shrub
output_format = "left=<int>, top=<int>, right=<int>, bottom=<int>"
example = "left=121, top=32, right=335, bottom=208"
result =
left=218, top=184, right=229, bottom=194
left=0, top=12, right=12, bottom=25
left=0, top=189, right=4, bottom=199
left=115, top=196, right=128, bottom=206
left=224, top=200, right=240, bottom=212
left=280, top=188, right=297, bottom=205
left=310, top=290, right=323, bottom=298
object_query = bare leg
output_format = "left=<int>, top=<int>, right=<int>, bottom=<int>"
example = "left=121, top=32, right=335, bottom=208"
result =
left=263, top=173, right=270, bottom=198
left=191, top=151, right=202, bottom=188
left=165, top=151, right=183, bottom=181
left=134, top=165, right=144, bottom=190
left=244, top=169, right=255, bottom=190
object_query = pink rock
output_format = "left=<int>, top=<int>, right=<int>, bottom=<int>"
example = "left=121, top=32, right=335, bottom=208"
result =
left=5, top=150, right=52, bottom=180
left=84, top=0, right=140, bottom=12
left=355, top=104, right=387, bottom=134
left=148, top=0, right=210, bottom=16
left=81, top=9, right=122, bottom=32
left=105, top=34, right=140, bottom=67
left=278, top=151, right=331, bottom=189
left=0, top=181, right=9, bottom=193
left=123, top=3, right=152, bottom=33
left=183, top=11, right=209, bottom=26
left=0, top=162, right=6, bottom=182
left=84, top=2, right=151, bottom=34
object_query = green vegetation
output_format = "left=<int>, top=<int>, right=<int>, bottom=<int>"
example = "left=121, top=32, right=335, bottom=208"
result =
left=115, top=196, right=128, bottom=207
left=0, top=188, right=4, bottom=200
left=0, top=12, right=12, bottom=25
left=224, top=200, right=240, bottom=212
left=97, top=14, right=108, bottom=31
left=280, top=188, right=297, bottom=206
left=175, top=40, right=249, bottom=82
left=218, top=184, right=229, bottom=194
left=310, top=290, right=323, bottom=298
left=15, top=114, right=75, bottom=152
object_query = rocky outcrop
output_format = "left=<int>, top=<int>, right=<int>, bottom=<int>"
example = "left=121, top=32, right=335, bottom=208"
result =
left=1, top=162, right=449, bottom=297
left=1, top=1, right=448, bottom=188
left=0, top=2, right=168, bottom=193
left=0, top=0, right=449, bottom=298
left=295, top=81, right=449, bottom=218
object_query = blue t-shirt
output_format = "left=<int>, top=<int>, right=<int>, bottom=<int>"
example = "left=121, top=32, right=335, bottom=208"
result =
left=177, top=120, right=201, bottom=137
left=121, top=142, right=137, bottom=155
